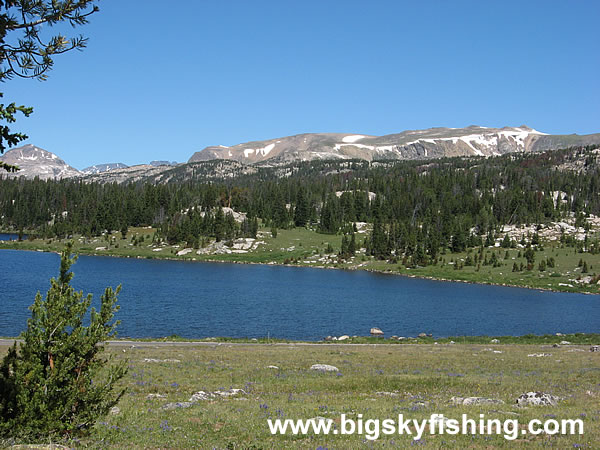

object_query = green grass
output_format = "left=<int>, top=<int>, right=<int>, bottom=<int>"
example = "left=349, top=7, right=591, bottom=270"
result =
left=2, top=227, right=599, bottom=294
left=1, top=341, right=598, bottom=448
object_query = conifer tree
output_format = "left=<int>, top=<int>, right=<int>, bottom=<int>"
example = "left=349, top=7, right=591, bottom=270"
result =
left=0, top=243, right=126, bottom=437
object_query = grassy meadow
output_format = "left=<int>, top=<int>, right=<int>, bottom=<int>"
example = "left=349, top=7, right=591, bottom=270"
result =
left=1, top=340, right=598, bottom=448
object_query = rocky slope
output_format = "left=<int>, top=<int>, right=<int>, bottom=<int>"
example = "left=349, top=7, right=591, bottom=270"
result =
left=0, top=145, right=81, bottom=179
left=189, top=126, right=600, bottom=165
left=81, top=163, right=129, bottom=174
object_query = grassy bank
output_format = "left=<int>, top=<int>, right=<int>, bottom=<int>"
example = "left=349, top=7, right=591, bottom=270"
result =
left=1, top=341, right=598, bottom=448
left=2, top=226, right=600, bottom=294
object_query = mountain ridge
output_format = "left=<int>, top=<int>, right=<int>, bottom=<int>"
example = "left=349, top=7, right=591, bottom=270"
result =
left=189, top=125, right=586, bottom=165
left=2, top=126, right=600, bottom=180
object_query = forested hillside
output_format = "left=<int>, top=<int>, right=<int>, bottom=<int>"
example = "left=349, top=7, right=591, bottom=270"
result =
left=1, top=146, right=599, bottom=266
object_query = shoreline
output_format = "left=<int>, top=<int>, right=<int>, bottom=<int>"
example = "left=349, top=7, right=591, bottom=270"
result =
left=1, top=332, right=598, bottom=347
left=1, top=243, right=597, bottom=296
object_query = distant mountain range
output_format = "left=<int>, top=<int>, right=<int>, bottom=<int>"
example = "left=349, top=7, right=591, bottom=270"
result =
left=189, top=125, right=600, bottom=164
left=1, top=126, right=599, bottom=181
left=81, top=163, right=129, bottom=175
left=0, top=145, right=179, bottom=180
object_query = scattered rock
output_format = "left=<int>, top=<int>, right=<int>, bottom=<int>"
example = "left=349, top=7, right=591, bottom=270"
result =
left=143, top=358, right=181, bottom=363
left=267, top=365, right=279, bottom=369
left=490, top=339, right=500, bottom=344
left=376, top=391, right=400, bottom=397
left=109, top=406, right=120, bottom=415
left=527, top=353, right=552, bottom=357
left=552, top=343, right=561, bottom=348
left=560, top=341, right=571, bottom=345
left=591, top=345, right=599, bottom=352
left=162, top=401, right=193, bottom=410
left=310, top=364, right=339, bottom=372
left=451, top=397, right=505, bottom=406
left=493, top=350, right=503, bottom=354
left=516, top=392, right=559, bottom=407
left=555, top=332, right=564, bottom=336
left=146, top=393, right=166, bottom=399
left=370, top=327, right=384, bottom=336
left=189, top=388, right=246, bottom=402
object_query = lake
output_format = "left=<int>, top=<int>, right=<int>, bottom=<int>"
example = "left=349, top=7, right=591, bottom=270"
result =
left=0, top=248, right=598, bottom=340
left=0, top=233, right=24, bottom=241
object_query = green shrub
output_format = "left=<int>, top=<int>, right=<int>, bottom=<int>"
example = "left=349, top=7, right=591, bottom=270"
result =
left=0, top=243, right=127, bottom=438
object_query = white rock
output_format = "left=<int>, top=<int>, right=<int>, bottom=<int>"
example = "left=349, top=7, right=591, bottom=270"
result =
left=451, top=396, right=505, bottom=406
left=310, top=364, right=339, bottom=372
left=146, top=393, right=167, bottom=399
left=516, top=392, right=559, bottom=407
left=370, top=327, right=384, bottom=336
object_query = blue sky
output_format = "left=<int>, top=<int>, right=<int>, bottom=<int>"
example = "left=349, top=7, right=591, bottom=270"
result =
left=5, top=0, right=600, bottom=169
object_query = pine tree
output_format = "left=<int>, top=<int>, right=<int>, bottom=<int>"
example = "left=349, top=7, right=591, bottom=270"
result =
left=0, top=243, right=126, bottom=437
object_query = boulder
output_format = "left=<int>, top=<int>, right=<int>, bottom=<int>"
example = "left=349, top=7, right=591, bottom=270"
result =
left=590, top=345, right=599, bottom=352
left=418, top=333, right=427, bottom=338
left=560, top=340, right=571, bottom=345
left=490, top=339, right=500, bottom=344
left=338, top=335, right=350, bottom=341
left=146, top=393, right=166, bottom=399
left=162, top=401, right=193, bottom=410
left=310, top=364, right=339, bottom=372
left=188, top=388, right=246, bottom=402
left=370, top=327, right=384, bottom=336
left=451, top=396, right=505, bottom=406
left=516, top=392, right=559, bottom=407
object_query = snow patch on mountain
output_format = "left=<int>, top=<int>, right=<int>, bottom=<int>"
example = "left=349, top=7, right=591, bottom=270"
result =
left=342, top=135, right=366, bottom=143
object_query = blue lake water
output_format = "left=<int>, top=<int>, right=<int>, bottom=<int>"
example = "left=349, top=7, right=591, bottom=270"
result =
left=0, top=248, right=598, bottom=340
left=0, top=233, right=22, bottom=241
